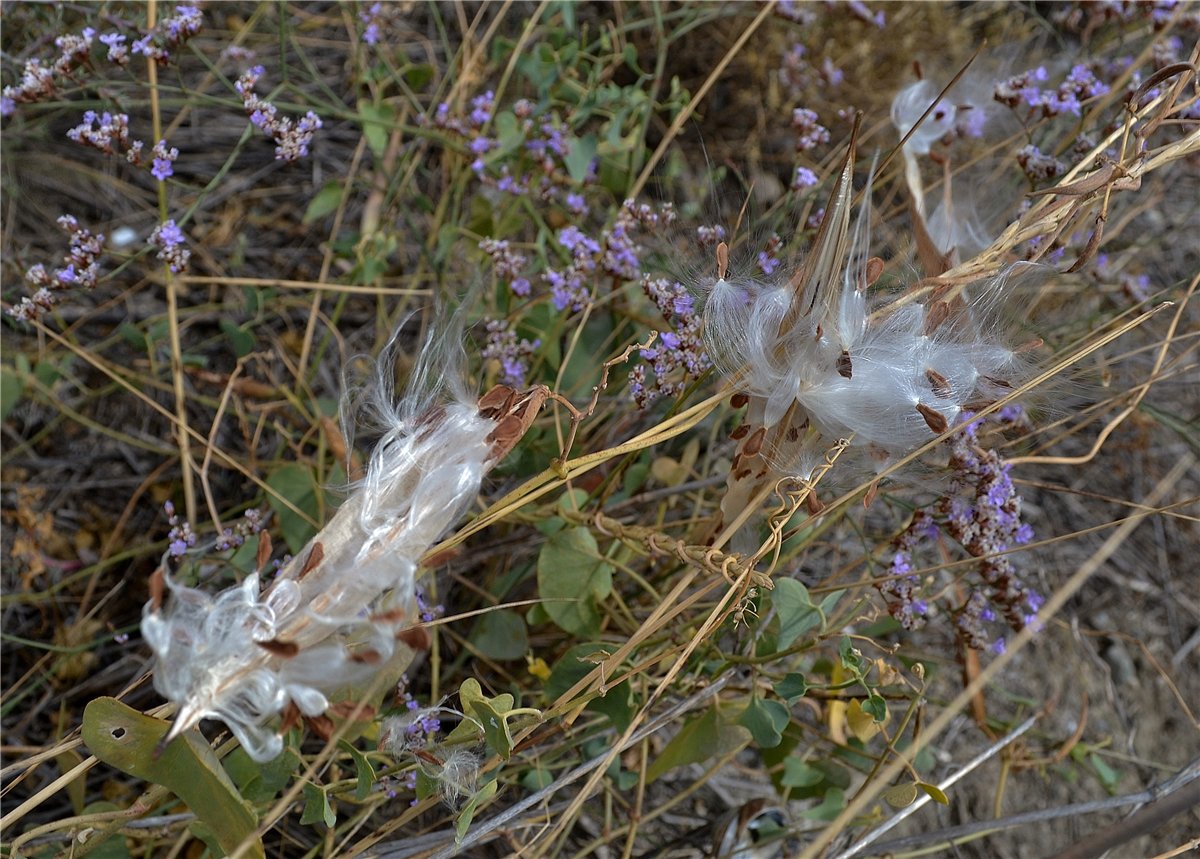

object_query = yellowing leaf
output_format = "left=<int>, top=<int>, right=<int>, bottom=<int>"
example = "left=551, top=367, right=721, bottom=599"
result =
left=917, top=781, right=950, bottom=805
left=883, top=782, right=919, bottom=808
left=846, top=699, right=881, bottom=743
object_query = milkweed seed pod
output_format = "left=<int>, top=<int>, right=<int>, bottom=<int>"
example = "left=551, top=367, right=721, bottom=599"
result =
left=890, top=54, right=1028, bottom=263
left=142, top=310, right=543, bottom=761
left=703, top=123, right=1041, bottom=542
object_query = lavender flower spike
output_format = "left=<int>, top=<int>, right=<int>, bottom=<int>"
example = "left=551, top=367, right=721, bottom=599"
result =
left=143, top=308, right=526, bottom=761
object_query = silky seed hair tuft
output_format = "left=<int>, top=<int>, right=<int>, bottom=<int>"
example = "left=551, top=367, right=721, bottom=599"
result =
left=143, top=305, right=511, bottom=762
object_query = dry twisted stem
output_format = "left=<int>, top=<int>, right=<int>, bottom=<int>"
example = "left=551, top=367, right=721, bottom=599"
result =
left=586, top=511, right=769, bottom=589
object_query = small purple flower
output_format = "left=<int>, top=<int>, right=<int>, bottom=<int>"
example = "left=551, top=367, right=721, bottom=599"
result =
left=792, top=166, right=819, bottom=189
left=482, top=318, right=539, bottom=387
left=757, top=251, right=780, bottom=275
left=565, top=193, right=588, bottom=216
left=469, top=90, right=494, bottom=127
left=150, top=219, right=191, bottom=273
left=151, top=139, right=179, bottom=180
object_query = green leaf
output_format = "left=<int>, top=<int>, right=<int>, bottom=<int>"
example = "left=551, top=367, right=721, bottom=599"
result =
left=917, top=781, right=949, bottom=805
left=403, top=63, right=434, bottom=89
left=301, top=783, right=336, bottom=828
left=80, top=802, right=134, bottom=858
left=777, top=673, right=808, bottom=702
left=0, top=365, right=23, bottom=422
left=219, top=319, right=256, bottom=358
left=473, top=609, right=529, bottom=661
left=267, top=463, right=321, bottom=552
left=543, top=643, right=634, bottom=731
left=81, top=698, right=264, bottom=859
left=358, top=101, right=395, bottom=159
left=863, top=693, right=888, bottom=722
left=339, top=740, right=376, bottom=801
left=839, top=637, right=865, bottom=674
left=772, top=579, right=823, bottom=649
left=802, top=787, right=846, bottom=821
left=564, top=133, right=597, bottom=184
left=224, top=746, right=300, bottom=804
left=739, top=696, right=790, bottom=749
left=458, top=678, right=532, bottom=760
left=781, top=758, right=824, bottom=788
left=304, top=180, right=344, bottom=223
left=1089, top=752, right=1121, bottom=793
left=520, top=768, right=553, bottom=790
left=537, top=527, right=613, bottom=636
left=455, top=779, right=498, bottom=844
left=645, top=707, right=749, bottom=782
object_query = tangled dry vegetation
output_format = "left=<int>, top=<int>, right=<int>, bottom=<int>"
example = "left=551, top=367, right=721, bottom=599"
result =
left=2, top=3, right=1198, bottom=858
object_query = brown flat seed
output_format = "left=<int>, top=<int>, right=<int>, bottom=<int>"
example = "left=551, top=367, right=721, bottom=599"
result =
left=328, top=700, right=375, bottom=720
left=256, top=531, right=272, bottom=571
left=863, top=481, right=879, bottom=508
left=370, top=606, right=408, bottom=624
left=806, top=492, right=824, bottom=515
left=305, top=714, right=336, bottom=740
left=923, top=301, right=951, bottom=337
left=397, top=626, right=432, bottom=650
left=299, top=542, right=324, bottom=579
left=837, top=350, right=853, bottom=379
left=863, top=256, right=885, bottom=289
left=744, top=426, right=767, bottom=457
left=279, top=701, right=302, bottom=734
left=916, top=402, right=949, bottom=434
left=258, top=639, right=299, bottom=657
left=477, top=384, right=516, bottom=418
left=149, top=567, right=164, bottom=611
left=730, top=424, right=749, bottom=440
left=731, top=392, right=749, bottom=409
left=349, top=649, right=383, bottom=665
left=925, top=367, right=953, bottom=398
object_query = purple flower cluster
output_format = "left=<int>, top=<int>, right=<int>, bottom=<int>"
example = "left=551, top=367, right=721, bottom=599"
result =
left=792, top=166, right=819, bottom=190
left=151, top=139, right=179, bottom=180
left=214, top=509, right=266, bottom=552
left=696, top=225, right=727, bottom=247
left=877, top=409, right=1040, bottom=652
left=99, top=32, right=129, bottom=65
left=757, top=234, right=782, bottom=276
left=482, top=318, right=540, bottom=387
left=150, top=219, right=191, bottom=273
left=479, top=238, right=531, bottom=297
left=1092, top=254, right=1152, bottom=304
left=792, top=108, right=831, bottom=152
left=844, top=0, right=887, bottom=28
left=995, top=64, right=1110, bottom=118
left=629, top=277, right=711, bottom=408
left=7, top=215, right=105, bottom=322
left=878, top=511, right=938, bottom=630
left=67, top=111, right=143, bottom=163
left=1050, top=1, right=1200, bottom=35
left=164, top=500, right=197, bottom=558
left=359, top=2, right=403, bottom=45
left=415, top=589, right=445, bottom=625
left=1016, top=144, right=1066, bottom=183
left=940, top=410, right=1041, bottom=646
left=235, top=66, right=323, bottom=162
left=2, top=27, right=94, bottom=115
left=428, top=91, right=601, bottom=203
left=131, top=5, right=203, bottom=66
left=542, top=201, right=671, bottom=312
left=779, top=43, right=844, bottom=97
